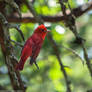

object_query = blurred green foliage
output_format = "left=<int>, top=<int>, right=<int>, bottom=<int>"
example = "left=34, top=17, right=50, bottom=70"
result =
left=0, top=0, right=92, bottom=92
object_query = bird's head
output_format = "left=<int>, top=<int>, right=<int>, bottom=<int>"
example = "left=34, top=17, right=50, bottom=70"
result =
left=34, top=24, right=50, bottom=40
left=34, top=24, right=49, bottom=33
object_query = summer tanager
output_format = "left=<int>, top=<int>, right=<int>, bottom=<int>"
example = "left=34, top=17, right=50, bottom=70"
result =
left=16, top=24, right=49, bottom=71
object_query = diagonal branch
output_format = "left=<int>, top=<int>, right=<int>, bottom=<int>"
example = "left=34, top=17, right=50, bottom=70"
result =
left=72, top=1, right=92, bottom=18
left=59, top=0, right=92, bottom=77
left=10, top=39, right=23, bottom=47
left=8, top=24, right=25, bottom=41
left=62, top=45, right=84, bottom=65
left=48, top=33, right=71, bottom=92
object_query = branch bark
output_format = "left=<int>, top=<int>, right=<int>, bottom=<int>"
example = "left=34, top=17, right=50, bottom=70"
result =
left=0, top=13, right=25, bottom=91
left=7, top=1, right=92, bottom=23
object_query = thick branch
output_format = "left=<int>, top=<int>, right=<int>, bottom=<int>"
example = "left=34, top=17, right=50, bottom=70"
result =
left=7, top=16, right=63, bottom=23
left=7, top=1, right=92, bottom=23
left=0, top=13, right=25, bottom=91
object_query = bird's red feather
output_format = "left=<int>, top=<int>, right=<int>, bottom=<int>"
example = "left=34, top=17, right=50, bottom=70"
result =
left=15, top=24, right=48, bottom=70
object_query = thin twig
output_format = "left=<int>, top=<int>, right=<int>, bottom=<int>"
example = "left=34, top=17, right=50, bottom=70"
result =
left=10, top=39, right=23, bottom=47
left=8, top=24, right=25, bottom=41
left=81, top=42, right=92, bottom=76
left=23, top=0, right=43, bottom=24
left=62, top=45, right=84, bottom=65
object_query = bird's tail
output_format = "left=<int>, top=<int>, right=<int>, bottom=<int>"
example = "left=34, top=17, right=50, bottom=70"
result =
left=15, top=59, right=25, bottom=71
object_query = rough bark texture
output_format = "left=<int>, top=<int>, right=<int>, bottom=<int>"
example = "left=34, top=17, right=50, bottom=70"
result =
left=0, top=13, right=25, bottom=91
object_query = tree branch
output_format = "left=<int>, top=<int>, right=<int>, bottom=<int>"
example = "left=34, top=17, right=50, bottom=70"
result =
left=0, top=13, right=25, bottom=91
left=59, top=0, right=92, bottom=77
left=10, top=39, right=23, bottom=47
left=48, top=33, right=71, bottom=92
left=62, top=45, right=84, bottom=65
left=7, top=1, right=92, bottom=23
left=8, top=24, right=25, bottom=41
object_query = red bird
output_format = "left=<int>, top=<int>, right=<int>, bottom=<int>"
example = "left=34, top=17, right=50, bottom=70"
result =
left=16, top=24, right=49, bottom=70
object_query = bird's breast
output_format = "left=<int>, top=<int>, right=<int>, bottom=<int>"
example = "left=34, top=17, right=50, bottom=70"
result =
left=31, top=33, right=43, bottom=45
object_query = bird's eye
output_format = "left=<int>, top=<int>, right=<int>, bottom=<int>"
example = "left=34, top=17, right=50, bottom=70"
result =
left=41, top=29, right=44, bottom=31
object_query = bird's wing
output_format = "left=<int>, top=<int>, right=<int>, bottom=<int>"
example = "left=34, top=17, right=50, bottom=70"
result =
left=16, top=37, right=35, bottom=70
left=30, top=41, right=43, bottom=64
left=30, top=43, right=42, bottom=69
left=20, top=37, right=34, bottom=60
left=21, top=37, right=32, bottom=54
